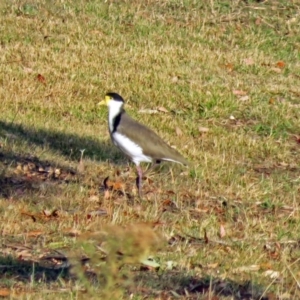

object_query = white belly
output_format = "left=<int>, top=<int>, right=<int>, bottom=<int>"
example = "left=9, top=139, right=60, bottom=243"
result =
left=112, top=132, right=152, bottom=165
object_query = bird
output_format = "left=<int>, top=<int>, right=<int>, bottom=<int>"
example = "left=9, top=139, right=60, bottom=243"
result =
left=99, top=92, right=189, bottom=197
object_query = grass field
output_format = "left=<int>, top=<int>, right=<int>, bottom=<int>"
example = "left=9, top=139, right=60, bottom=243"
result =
left=0, top=0, right=300, bottom=299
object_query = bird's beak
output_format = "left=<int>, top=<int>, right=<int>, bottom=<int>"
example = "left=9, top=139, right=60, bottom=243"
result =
left=98, top=100, right=106, bottom=106
left=98, top=96, right=110, bottom=106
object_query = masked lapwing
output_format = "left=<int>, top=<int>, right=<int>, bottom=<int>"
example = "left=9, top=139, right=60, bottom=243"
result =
left=99, top=92, right=189, bottom=197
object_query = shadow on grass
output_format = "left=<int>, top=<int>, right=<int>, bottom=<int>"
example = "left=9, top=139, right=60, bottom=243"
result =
left=0, top=254, right=268, bottom=299
left=0, top=148, right=78, bottom=198
left=0, top=255, right=70, bottom=284
left=133, top=271, right=269, bottom=299
left=0, top=120, right=116, bottom=161
left=0, top=120, right=121, bottom=198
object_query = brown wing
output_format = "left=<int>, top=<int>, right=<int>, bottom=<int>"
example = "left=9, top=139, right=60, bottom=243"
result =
left=116, top=112, right=189, bottom=166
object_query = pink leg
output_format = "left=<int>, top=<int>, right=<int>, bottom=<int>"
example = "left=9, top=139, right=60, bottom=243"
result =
left=136, top=165, right=143, bottom=197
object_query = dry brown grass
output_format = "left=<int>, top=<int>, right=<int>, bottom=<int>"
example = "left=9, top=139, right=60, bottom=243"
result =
left=0, top=0, right=300, bottom=299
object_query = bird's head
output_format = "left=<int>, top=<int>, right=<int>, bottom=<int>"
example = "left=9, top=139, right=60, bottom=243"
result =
left=99, top=92, right=125, bottom=107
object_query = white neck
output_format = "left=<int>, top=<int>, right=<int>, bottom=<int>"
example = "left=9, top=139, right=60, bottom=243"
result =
left=108, top=100, right=124, bottom=132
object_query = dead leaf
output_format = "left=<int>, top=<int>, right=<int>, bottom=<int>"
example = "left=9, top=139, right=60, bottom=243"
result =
left=239, top=95, right=249, bottom=101
left=233, top=90, right=247, bottom=96
left=157, top=106, right=169, bottom=113
left=198, top=126, right=209, bottom=133
left=225, top=63, right=234, bottom=72
left=54, top=168, right=61, bottom=176
left=269, top=98, right=275, bottom=104
left=260, top=263, right=272, bottom=270
left=276, top=61, right=285, bottom=68
left=207, top=263, right=218, bottom=269
left=255, top=18, right=261, bottom=25
left=104, top=189, right=110, bottom=199
left=138, top=109, right=159, bottom=114
left=175, top=127, right=183, bottom=136
left=270, top=67, right=282, bottom=73
left=243, top=58, right=254, bottom=66
left=0, top=288, right=10, bottom=297
left=43, top=209, right=59, bottom=219
left=171, top=76, right=179, bottom=83
left=180, top=171, right=189, bottom=176
left=23, top=67, right=33, bottom=73
left=18, top=249, right=33, bottom=259
left=88, top=195, right=99, bottom=202
left=37, top=74, right=46, bottom=85
left=26, top=230, right=43, bottom=237
left=112, top=181, right=124, bottom=190
left=43, top=209, right=52, bottom=217
left=63, top=228, right=82, bottom=236
left=234, top=265, right=260, bottom=273
left=263, top=270, right=280, bottom=279
left=162, top=199, right=172, bottom=206
left=219, top=223, right=226, bottom=238
left=21, top=210, right=36, bottom=222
